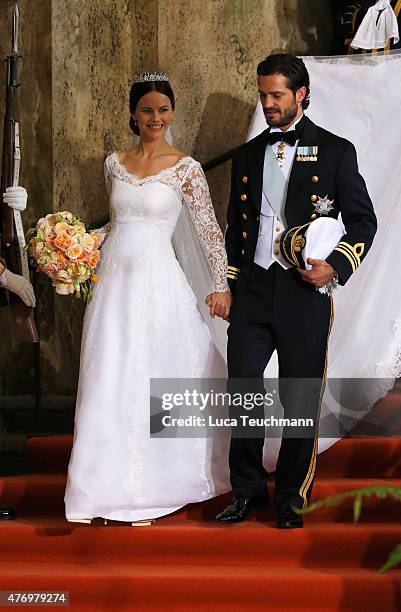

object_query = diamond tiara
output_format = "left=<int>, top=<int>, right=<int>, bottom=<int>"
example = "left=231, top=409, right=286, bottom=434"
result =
left=132, top=71, right=169, bottom=85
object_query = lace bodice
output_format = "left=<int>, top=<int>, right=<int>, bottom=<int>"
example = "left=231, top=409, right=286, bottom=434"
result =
left=100, top=152, right=228, bottom=293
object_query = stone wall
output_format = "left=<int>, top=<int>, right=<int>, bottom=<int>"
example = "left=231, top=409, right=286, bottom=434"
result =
left=0, top=0, right=332, bottom=400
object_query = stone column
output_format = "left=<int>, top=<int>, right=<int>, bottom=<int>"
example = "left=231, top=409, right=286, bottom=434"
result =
left=0, top=0, right=332, bottom=403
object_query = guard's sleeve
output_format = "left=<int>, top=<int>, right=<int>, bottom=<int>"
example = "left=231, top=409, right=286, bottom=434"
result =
left=224, top=151, right=243, bottom=295
left=325, top=142, right=377, bottom=285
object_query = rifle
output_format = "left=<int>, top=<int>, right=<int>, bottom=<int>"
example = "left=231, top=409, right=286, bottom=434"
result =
left=0, top=3, right=38, bottom=344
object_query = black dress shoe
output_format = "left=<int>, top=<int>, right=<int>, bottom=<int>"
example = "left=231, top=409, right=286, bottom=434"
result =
left=276, top=504, right=303, bottom=529
left=0, top=507, right=16, bottom=521
left=216, top=496, right=267, bottom=523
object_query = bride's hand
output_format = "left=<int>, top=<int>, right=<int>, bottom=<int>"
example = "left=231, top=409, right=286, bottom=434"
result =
left=205, top=291, right=231, bottom=320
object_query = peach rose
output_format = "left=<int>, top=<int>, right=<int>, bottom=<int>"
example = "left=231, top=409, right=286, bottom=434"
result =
left=54, top=221, right=69, bottom=234
left=45, top=214, right=57, bottom=226
left=87, top=250, right=100, bottom=268
left=91, top=232, right=102, bottom=249
left=82, top=233, right=95, bottom=253
left=54, top=232, right=73, bottom=252
left=58, top=211, right=74, bottom=222
left=77, top=250, right=88, bottom=261
left=55, top=270, right=73, bottom=283
left=36, top=217, right=46, bottom=231
left=54, top=282, right=75, bottom=295
left=65, top=243, right=83, bottom=260
left=31, top=240, right=44, bottom=256
left=42, top=260, right=65, bottom=275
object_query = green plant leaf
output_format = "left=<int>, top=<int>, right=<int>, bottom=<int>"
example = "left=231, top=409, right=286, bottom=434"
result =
left=295, top=485, right=401, bottom=517
left=380, top=544, right=401, bottom=573
left=353, top=495, right=362, bottom=523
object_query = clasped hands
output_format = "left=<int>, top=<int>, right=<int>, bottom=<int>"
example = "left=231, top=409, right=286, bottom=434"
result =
left=205, top=291, right=231, bottom=320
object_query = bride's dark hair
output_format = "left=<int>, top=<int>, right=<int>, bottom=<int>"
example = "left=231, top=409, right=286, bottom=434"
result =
left=129, top=80, right=176, bottom=136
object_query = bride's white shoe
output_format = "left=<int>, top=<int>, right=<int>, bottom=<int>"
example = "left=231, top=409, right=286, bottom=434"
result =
left=102, top=519, right=155, bottom=526
left=67, top=518, right=92, bottom=524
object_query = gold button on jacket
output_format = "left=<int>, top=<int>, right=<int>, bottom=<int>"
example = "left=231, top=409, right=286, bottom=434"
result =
left=242, top=176, right=248, bottom=184
left=311, top=195, right=318, bottom=203
left=241, top=194, right=247, bottom=202
left=312, top=176, right=319, bottom=183
left=242, top=231, right=247, bottom=239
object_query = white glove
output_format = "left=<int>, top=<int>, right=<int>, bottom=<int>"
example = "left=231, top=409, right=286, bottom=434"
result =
left=3, top=186, right=28, bottom=211
left=0, top=268, right=36, bottom=307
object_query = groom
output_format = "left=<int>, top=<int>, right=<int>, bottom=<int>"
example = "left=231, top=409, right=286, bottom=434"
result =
left=216, top=53, right=377, bottom=528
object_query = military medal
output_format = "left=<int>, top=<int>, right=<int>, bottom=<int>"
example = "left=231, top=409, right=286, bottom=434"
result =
left=297, top=145, right=318, bottom=162
left=314, top=195, right=334, bottom=215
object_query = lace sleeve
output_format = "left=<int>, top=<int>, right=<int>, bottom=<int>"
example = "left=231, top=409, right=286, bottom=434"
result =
left=104, top=157, right=112, bottom=198
left=181, top=161, right=229, bottom=293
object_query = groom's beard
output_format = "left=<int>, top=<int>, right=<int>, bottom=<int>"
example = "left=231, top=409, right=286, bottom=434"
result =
left=264, top=100, right=298, bottom=129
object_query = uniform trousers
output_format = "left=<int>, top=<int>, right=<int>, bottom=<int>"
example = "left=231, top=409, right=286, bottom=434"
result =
left=227, top=262, right=333, bottom=510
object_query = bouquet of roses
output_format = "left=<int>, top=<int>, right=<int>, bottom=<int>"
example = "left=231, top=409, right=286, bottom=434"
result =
left=26, top=211, right=101, bottom=300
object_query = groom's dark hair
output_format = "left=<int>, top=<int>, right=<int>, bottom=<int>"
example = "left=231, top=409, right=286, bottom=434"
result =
left=257, top=54, right=310, bottom=110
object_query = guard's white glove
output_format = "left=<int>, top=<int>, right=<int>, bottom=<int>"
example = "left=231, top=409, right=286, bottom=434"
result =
left=3, top=186, right=28, bottom=211
left=0, top=268, right=36, bottom=307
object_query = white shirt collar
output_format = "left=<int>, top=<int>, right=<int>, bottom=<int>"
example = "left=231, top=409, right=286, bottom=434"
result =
left=270, top=113, right=304, bottom=133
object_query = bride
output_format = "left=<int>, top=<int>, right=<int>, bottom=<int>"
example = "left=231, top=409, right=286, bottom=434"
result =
left=64, top=72, right=232, bottom=525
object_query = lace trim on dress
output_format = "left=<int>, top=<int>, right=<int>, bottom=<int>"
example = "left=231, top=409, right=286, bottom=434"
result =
left=104, top=153, right=229, bottom=293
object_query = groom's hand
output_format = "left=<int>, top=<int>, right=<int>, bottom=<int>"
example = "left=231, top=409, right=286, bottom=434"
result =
left=205, top=291, right=231, bottom=320
left=297, top=258, right=336, bottom=288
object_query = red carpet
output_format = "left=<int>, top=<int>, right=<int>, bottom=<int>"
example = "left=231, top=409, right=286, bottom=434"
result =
left=1, top=428, right=401, bottom=609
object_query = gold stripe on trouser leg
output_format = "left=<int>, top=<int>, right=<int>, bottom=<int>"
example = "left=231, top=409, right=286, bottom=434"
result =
left=299, top=295, right=334, bottom=508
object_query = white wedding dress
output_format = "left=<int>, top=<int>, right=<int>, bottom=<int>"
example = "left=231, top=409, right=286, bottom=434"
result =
left=64, top=153, right=231, bottom=522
